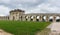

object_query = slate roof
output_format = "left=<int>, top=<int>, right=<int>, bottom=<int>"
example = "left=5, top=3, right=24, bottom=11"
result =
left=10, top=9, right=25, bottom=13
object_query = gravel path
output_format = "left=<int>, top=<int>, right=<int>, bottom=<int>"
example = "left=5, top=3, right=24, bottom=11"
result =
left=48, top=22, right=60, bottom=32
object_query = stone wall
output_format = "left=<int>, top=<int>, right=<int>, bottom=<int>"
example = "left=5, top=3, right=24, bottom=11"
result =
left=0, top=16, right=9, bottom=20
left=0, top=9, right=60, bottom=22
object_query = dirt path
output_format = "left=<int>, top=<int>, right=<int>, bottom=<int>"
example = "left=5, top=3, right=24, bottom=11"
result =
left=0, top=29, right=13, bottom=35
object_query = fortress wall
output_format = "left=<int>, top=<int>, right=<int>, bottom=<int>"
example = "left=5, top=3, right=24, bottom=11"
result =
left=0, top=13, right=60, bottom=22
left=0, top=16, right=9, bottom=20
left=19, top=14, right=60, bottom=22
left=0, top=9, right=60, bottom=22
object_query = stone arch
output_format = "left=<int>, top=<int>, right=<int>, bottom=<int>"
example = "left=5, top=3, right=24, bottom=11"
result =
left=56, top=16, right=60, bottom=22
left=49, top=16, right=53, bottom=22
left=42, top=15, right=49, bottom=22
left=25, top=16, right=28, bottom=21
left=30, top=16, right=34, bottom=21
left=36, top=15, right=40, bottom=21
left=42, top=15, right=46, bottom=22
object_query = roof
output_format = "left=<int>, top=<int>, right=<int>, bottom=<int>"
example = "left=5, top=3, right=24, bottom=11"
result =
left=10, top=9, right=25, bottom=13
left=24, top=13, right=60, bottom=16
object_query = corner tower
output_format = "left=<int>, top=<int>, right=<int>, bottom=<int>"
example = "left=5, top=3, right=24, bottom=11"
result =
left=9, top=9, right=25, bottom=20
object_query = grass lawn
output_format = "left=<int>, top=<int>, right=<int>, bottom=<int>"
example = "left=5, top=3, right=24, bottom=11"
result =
left=0, top=21, right=50, bottom=35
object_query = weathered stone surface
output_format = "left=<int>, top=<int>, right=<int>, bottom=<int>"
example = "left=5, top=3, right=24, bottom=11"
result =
left=0, top=9, right=60, bottom=22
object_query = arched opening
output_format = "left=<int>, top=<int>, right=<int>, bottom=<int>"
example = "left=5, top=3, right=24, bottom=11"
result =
left=56, top=19, right=60, bottom=22
left=42, top=16, right=46, bottom=22
left=49, top=16, right=53, bottom=22
left=56, top=16, right=60, bottom=22
left=36, top=16, right=40, bottom=21
left=25, top=16, right=28, bottom=21
left=30, top=16, right=33, bottom=21
left=49, top=18, right=53, bottom=22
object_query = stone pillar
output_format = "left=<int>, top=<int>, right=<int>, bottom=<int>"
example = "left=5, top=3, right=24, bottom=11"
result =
left=53, top=16, right=56, bottom=22
left=40, top=15, right=43, bottom=22
left=46, top=16, right=49, bottom=22
left=39, top=16, right=41, bottom=21
left=27, top=16, right=31, bottom=21
left=33, top=15, right=36, bottom=21
left=22, top=16, right=26, bottom=21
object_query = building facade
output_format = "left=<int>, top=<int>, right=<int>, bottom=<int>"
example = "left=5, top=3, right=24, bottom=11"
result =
left=0, top=9, right=60, bottom=22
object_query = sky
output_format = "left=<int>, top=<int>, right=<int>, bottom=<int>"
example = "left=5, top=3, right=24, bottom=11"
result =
left=0, top=0, right=60, bottom=16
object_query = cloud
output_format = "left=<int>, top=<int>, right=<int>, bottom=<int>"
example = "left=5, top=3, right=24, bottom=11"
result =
left=0, top=5, right=11, bottom=16
left=0, top=0, right=60, bottom=15
left=0, top=0, right=10, bottom=4
left=0, top=0, right=43, bottom=9
left=46, top=0, right=60, bottom=7
left=26, top=3, right=60, bottom=13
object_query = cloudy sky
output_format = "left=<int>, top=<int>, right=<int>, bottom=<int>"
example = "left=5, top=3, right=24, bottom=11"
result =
left=0, top=0, right=60, bottom=16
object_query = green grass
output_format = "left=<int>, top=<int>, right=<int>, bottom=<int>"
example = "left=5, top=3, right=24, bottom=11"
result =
left=0, top=21, right=50, bottom=35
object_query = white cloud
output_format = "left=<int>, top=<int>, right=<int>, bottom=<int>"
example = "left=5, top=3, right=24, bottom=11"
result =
left=0, top=0, right=60, bottom=15
left=0, top=0, right=10, bottom=4
left=26, top=3, right=60, bottom=13
left=0, top=0, right=40, bottom=6
left=47, top=0, right=60, bottom=6
left=12, top=0, right=40, bottom=4
left=0, top=5, right=10, bottom=16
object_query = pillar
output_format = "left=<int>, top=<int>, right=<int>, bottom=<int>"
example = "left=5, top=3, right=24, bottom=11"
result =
left=27, top=16, right=31, bottom=21
left=22, top=16, right=26, bottom=21
left=46, top=16, right=49, bottom=22
left=40, top=15, right=43, bottom=22
left=38, top=16, right=40, bottom=21
left=33, top=15, right=36, bottom=21
left=53, top=15, right=56, bottom=22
